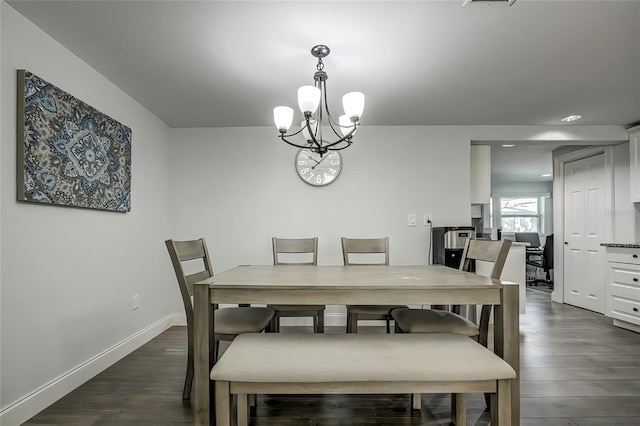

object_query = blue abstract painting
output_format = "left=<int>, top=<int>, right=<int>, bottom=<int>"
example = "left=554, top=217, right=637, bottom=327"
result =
left=17, top=70, right=132, bottom=212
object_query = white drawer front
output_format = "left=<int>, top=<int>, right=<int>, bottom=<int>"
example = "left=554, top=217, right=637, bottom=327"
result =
left=608, top=295, right=640, bottom=325
left=606, top=247, right=640, bottom=265
left=610, top=265, right=640, bottom=287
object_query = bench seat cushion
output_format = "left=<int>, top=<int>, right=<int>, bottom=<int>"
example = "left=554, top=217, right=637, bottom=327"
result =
left=211, top=333, right=515, bottom=383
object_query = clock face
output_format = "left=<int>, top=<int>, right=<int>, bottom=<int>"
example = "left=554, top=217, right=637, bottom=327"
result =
left=295, top=149, right=342, bottom=186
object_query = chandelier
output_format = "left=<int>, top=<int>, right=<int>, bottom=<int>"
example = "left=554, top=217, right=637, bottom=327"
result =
left=273, top=45, right=365, bottom=156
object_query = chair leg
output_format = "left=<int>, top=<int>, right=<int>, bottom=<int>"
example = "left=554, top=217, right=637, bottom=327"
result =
left=349, top=312, right=359, bottom=333
left=237, top=393, right=249, bottom=426
left=454, top=393, right=466, bottom=426
left=214, top=340, right=221, bottom=362
left=215, top=381, right=232, bottom=426
left=497, top=380, right=512, bottom=426
left=385, top=318, right=391, bottom=334
left=490, top=393, right=497, bottom=425
left=411, top=393, right=421, bottom=410
left=317, top=310, right=324, bottom=333
left=272, top=315, right=280, bottom=333
left=182, top=347, right=194, bottom=400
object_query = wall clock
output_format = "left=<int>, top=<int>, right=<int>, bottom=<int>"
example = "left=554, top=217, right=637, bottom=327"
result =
left=295, top=148, right=342, bottom=186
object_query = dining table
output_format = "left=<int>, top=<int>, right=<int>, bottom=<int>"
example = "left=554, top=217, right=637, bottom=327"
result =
left=192, top=264, right=520, bottom=425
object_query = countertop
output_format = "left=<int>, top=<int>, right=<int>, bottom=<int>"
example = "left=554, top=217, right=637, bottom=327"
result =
left=601, top=243, right=640, bottom=248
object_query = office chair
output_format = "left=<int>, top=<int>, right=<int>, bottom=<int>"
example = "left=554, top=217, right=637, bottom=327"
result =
left=526, top=234, right=554, bottom=289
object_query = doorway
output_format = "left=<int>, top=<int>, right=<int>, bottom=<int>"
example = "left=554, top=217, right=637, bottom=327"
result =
left=562, top=153, right=607, bottom=313
left=553, top=146, right=614, bottom=308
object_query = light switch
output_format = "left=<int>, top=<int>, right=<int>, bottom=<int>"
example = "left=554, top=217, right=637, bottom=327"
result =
left=408, top=214, right=417, bottom=227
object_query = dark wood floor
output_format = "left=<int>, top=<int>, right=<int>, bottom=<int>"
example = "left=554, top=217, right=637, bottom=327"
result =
left=24, top=287, right=640, bottom=425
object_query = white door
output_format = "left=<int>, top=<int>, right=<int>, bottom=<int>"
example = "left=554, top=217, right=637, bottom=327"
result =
left=563, top=153, right=606, bottom=313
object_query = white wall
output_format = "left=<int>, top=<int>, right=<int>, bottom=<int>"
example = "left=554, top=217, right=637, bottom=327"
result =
left=0, top=3, right=179, bottom=423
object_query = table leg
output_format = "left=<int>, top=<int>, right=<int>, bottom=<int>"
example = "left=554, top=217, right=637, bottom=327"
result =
left=494, top=282, right=520, bottom=425
left=194, top=283, right=214, bottom=425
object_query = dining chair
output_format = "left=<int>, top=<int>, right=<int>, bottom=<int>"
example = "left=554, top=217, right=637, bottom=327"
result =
left=165, top=238, right=275, bottom=400
left=391, top=238, right=511, bottom=410
left=391, top=238, right=512, bottom=347
left=341, top=237, right=407, bottom=333
left=267, top=237, right=325, bottom=333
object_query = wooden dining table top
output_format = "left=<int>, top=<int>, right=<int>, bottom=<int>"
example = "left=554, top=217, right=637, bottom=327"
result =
left=201, top=264, right=507, bottom=289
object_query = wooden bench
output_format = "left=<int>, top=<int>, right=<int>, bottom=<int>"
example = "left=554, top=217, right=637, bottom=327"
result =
left=210, top=333, right=516, bottom=425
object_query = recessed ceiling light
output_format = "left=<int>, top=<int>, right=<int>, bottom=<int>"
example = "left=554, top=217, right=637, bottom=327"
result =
left=561, top=115, right=582, bottom=123
left=502, top=144, right=515, bottom=147
left=541, top=173, right=552, bottom=177
left=462, top=0, right=517, bottom=6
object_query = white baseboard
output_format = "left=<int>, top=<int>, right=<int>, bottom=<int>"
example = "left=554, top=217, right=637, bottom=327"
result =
left=613, top=318, right=640, bottom=334
left=0, top=313, right=184, bottom=426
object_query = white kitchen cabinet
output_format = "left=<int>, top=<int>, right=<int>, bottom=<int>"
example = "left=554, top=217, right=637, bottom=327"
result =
left=629, top=125, right=640, bottom=202
left=470, top=145, right=491, bottom=204
left=605, top=245, right=640, bottom=333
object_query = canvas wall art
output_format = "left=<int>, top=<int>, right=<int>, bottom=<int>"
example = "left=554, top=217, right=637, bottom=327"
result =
left=17, top=70, right=132, bottom=212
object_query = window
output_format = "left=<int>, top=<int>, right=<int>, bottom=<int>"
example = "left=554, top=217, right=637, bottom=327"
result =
left=499, top=197, right=541, bottom=233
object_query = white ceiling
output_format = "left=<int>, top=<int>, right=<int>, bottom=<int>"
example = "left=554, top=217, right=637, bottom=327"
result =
left=7, top=0, right=640, bottom=183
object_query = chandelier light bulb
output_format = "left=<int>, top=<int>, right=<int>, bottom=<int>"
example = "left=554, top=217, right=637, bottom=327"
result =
left=342, top=92, right=365, bottom=120
left=273, top=106, right=294, bottom=132
left=298, top=85, right=321, bottom=115
left=339, top=115, right=354, bottom=137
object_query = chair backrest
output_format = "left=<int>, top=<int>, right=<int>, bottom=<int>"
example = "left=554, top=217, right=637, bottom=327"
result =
left=341, top=237, right=389, bottom=265
left=515, top=232, right=541, bottom=248
left=273, top=237, right=318, bottom=265
left=542, top=234, right=554, bottom=270
left=165, top=238, right=213, bottom=321
left=459, top=238, right=512, bottom=280
left=457, top=238, right=512, bottom=347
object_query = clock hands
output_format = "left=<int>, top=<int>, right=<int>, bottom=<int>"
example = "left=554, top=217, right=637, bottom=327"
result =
left=311, top=156, right=325, bottom=170
left=311, top=153, right=334, bottom=170
left=300, top=151, right=320, bottom=167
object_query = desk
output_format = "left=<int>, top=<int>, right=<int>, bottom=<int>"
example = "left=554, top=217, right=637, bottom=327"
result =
left=193, top=265, right=520, bottom=425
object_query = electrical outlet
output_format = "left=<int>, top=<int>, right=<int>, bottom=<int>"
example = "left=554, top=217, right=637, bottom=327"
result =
left=408, top=213, right=417, bottom=227
left=424, top=213, right=432, bottom=225
left=133, top=294, right=140, bottom=310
